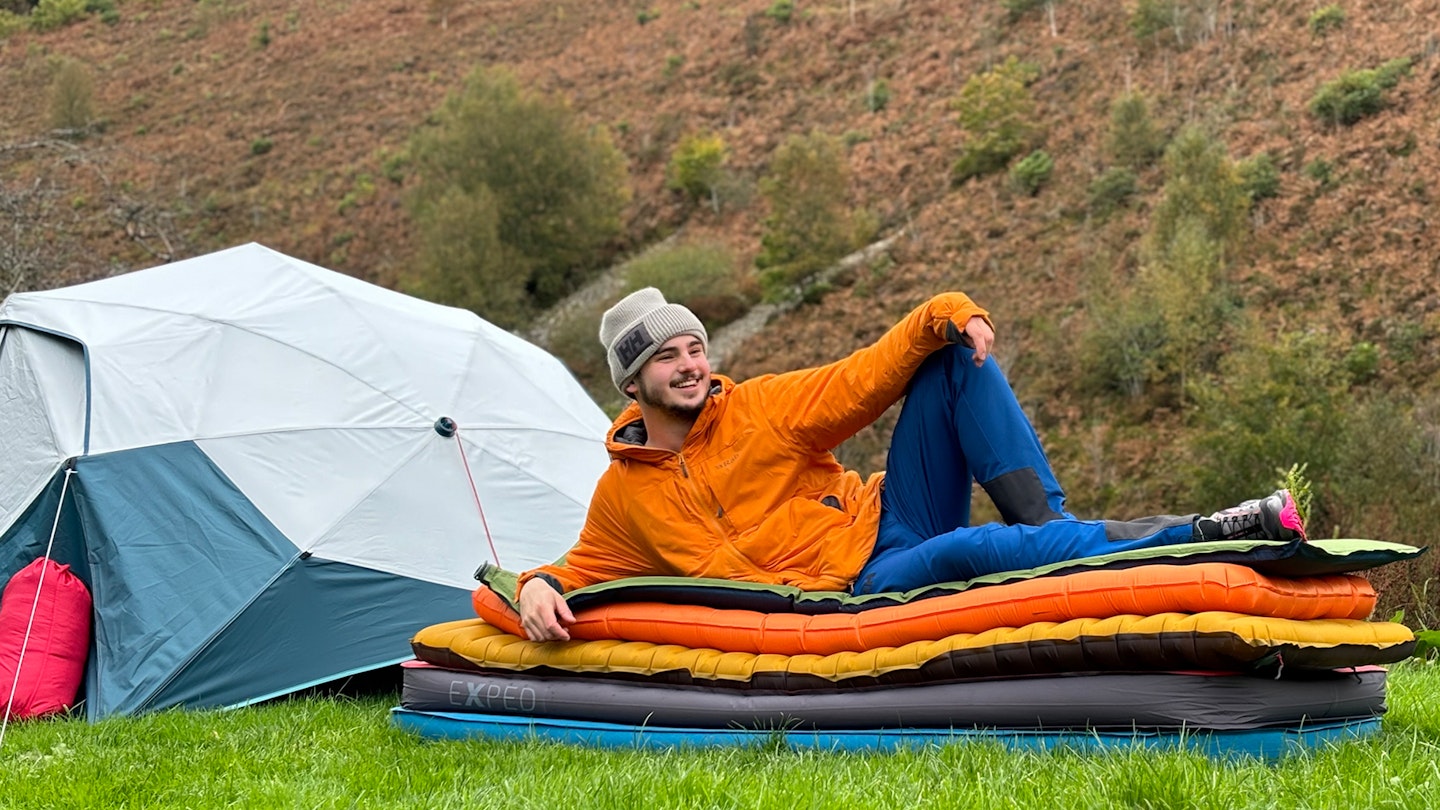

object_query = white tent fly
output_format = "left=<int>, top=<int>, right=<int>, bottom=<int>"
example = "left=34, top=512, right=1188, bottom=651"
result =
left=0, top=243, right=610, bottom=718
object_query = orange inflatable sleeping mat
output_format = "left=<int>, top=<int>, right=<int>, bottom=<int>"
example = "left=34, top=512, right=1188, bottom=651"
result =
left=473, top=563, right=1378, bottom=655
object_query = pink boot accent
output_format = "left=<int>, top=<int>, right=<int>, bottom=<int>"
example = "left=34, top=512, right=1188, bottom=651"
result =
left=1279, top=495, right=1307, bottom=541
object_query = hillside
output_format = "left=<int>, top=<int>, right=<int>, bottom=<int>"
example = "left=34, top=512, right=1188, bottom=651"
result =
left=4, top=1, right=1439, bottom=596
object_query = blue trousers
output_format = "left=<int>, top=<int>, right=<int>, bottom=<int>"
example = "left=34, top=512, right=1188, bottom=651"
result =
left=851, top=345, right=1196, bottom=595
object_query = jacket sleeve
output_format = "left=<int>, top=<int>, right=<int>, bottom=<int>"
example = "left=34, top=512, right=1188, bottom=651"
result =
left=757, top=292, right=991, bottom=452
left=516, top=467, right=648, bottom=596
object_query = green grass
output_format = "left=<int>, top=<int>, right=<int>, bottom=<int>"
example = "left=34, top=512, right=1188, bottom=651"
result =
left=3, top=661, right=1440, bottom=808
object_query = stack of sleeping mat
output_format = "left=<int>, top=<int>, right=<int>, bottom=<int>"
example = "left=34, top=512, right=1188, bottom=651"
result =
left=393, top=538, right=1427, bottom=757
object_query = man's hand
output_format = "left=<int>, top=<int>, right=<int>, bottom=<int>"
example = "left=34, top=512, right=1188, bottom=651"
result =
left=963, top=315, right=994, bottom=366
left=518, top=577, right=575, bottom=642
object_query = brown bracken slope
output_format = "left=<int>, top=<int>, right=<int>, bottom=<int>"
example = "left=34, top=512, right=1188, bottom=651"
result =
left=4, top=0, right=1439, bottom=519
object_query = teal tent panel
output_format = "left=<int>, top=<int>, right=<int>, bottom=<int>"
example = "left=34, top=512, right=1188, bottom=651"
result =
left=71, top=442, right=299, bottom=719
left=1, top=466, right=91, bottom=590
left=143, top=556, right=472, bottom=713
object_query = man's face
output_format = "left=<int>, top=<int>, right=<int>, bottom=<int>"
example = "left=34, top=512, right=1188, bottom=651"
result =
left=629, top=334, right=711, bottom=420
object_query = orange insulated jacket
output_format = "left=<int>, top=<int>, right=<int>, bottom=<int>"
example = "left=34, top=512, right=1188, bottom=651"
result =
left=519, top=292, right=991, bottom=594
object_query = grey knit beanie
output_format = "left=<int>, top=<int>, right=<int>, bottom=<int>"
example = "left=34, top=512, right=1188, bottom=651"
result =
left=600, top=288, right=708, bottom=394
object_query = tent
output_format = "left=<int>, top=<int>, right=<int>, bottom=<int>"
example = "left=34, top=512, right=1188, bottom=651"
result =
left=0, top=243, right=611, bottom=719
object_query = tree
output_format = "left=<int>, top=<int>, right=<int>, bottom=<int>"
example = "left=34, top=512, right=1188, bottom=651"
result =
left=951, top=57, right=1041, bottom=183
left=48, top=57, right=94, bottom=133
left=1136, top=127, right=1248, bottom=404
left=666, top=132, right=728, bottom=211
left=1148, top=126, right=1248, bottom=263
left=407, top=68, right=629, bottom=328
left=755, top=131, right=871, bottom=299
left=1105, top=92, right=1164, bottom=171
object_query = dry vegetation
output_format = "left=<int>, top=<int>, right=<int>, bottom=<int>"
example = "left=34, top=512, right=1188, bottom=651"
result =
left=3, top=0, right=1438, bottom=615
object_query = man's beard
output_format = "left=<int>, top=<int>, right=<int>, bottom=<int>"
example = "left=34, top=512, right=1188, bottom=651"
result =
left=635, top=374, right=708, bottom=421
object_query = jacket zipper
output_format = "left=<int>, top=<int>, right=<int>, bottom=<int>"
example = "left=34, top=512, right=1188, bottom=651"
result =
left=679, top=452, right=732, bottom=532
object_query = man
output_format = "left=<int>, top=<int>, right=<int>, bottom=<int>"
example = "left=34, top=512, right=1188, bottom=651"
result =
left=518, top=288, right=1304, bottom=641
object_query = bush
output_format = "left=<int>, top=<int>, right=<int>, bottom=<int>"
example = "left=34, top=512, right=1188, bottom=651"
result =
left=1303, top=157, right=1335, bottom=189
left=755, top=131, right=873, bottom=300
left=406, top=68, right=629, bottom=328
left=1344, top=340, right=1381, bottom=384
left=1130, top=0, right=1181, bottom=42
left=542, top=297, right=616, bottom=406
left=1106, top=92, right=1165, bottom=170
left=1008, top=150, right=1053, bottom=196
left=249, top=137, right=274, bottom=156
left=1078, top=282, right=1166, bottom=400
left=1308, top=4, right=1345, bottom=36
left=48, top=58, right=94, bottom=132
left=1309, top=58, right=1412, bottom=126
left=405, top=185, right=528, bottom=324
left=951, top=56, right=1041, bottom=184
left=666, top=133, right=728, bottom=207
left=1187, top=326, right=1440, bottom=606
left=1087, top=166, right=1138, bottom=219
left=764, top=0, right=794, bottom=24
left=623, top=242, right=751, bottom=327
left=1186, top=326, right=1351, bottom=510
left=29, top=0, right=86, bottom=31
left=864, top=78, right=890, bottom=113
left=1001, top=0, right=1047, bottom=18
left=0, top=11, right=25, bottom=38
left=1237, top=153, right=1280, bottom=202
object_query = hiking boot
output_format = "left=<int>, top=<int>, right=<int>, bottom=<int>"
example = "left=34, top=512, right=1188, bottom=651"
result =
left=1193, top=489, right=1307, bottom=542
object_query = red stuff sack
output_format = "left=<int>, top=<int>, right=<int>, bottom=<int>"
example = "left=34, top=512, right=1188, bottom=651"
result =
left=0, top=559, right=92, bottom=719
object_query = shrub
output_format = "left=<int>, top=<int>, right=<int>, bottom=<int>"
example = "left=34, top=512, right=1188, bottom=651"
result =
left=1106, top=92, right=1165, bottom=170
left=1001, top=0, right=1047, bottom=18
left=405, top=185, right=528, bottom=324
left=1130, top=0, right=1180, bottom=41
left=1079, top=282, right=1166, bottom=400
left=951, top=56, right=1041, bottom=184
left=1344, top=341, right=1381, bottom=384
left=666, top=132, right=728, bottom=207
left=1309, top=58, right=1412, bottom=126
left=1186, top=327, right=1440, bottom=596
left=48, top=58, right=94, bottom=132
left=1303, top=157, right=1334, bottom=188
left=1008, top=150, right=1053, bottom=196
left=755, top=131, right=873, bottom=300
left=864, top=78, right=890, bottom=113
left=764, top=0, right=794, bottom=24
left=1186, top=325, right=1351, bottom=510
left=623, top=242, right=751, bottom=327
left=542, top=297, right=616, bottom=406
left=407, top=68, right=629, bottom=328
left=249, top=137, right=274, bottom=156
left=1237, top=153, right=1280, bottom=202
left=1087, top=166, right=1138, bottom=219
left=84, top=1, right=119, bottom=25
left=0, top=11, right=25, bottom=38
left=1308, top=4, right=1345, bottom=36
left=1319, top=393, right=1440, bottom=555
left=29, top=0, right=86, bottom=31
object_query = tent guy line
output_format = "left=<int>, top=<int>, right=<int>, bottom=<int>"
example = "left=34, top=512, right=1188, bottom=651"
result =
left=0, top=463, right=75, bottom=747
